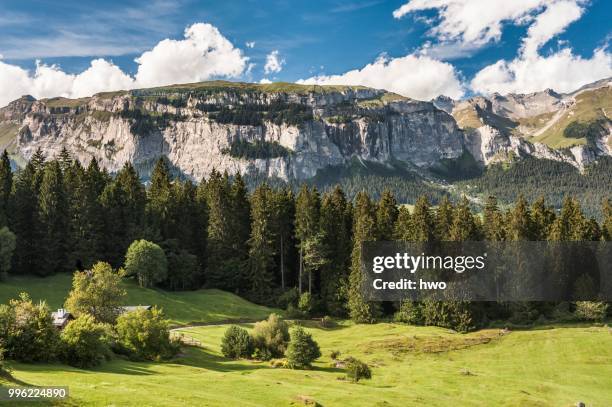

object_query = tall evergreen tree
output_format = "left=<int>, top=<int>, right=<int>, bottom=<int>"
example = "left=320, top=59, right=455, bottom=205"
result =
left=230, top=172, right=251, bottom=261
left=348, top=191, right=380, bottom=323
left=408, top=196, right=434, bottom=242
left=530, top=196, right=555, bottom=241
left=507, top=195, right=533, bottom=241
left=147, top=157, right=172, bottom=240
left=0, top=150, right=12, bottom=227
left=602, top=199, right=612, bottom=241
left=38, top=160, right=69, bottom=275
left=295, top=185, right=320, bottom=294
left=247, top=184, right=276, bottom=303
left=272, top=187, right=296, bottom=290
left=11, top=163, right=39, bottom=274
left=482, top=196, right=505, bottom=241
left=449, top=197, right=480, bottom=241
left=319, top=186, right=352, bottom=314
left=375, top=189, right=398, bottom=240
left=394, top=206, right=412, bottom=240
left=434, top=196, right=454, bottom=241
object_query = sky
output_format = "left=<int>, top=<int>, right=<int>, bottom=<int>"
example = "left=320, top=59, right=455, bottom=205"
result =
left=0, top=0, right=610, bottom=107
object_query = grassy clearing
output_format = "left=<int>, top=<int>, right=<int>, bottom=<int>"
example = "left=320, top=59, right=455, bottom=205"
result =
left=533, top=86, right=611, bottom=148
left=3, top=321, right=611, bottom=406
left=0, top=274, right=276, bottom=326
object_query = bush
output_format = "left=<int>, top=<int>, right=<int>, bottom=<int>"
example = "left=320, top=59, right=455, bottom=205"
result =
left=421, top=299, right=475, bottom=333
left=330, top=350, right=341, bottom=360
left=277, top=288, right=300, bottom=310
left=286, top=326, right=321, bottom=369
left=251, top=314, right=290, bottom=360
left=298, top=293, right=314, bottom=317
left=574, top=301, right=608, bottom=321
left=0, top=293, right=58, bottom=362
left=345, top=357, right=372, bottom=382
left=221, top=326, right=254, bottom=359
left=114, top=307, right=178, bottom=361
left=320, top=316, right=334, bottom=328
left=124, top=240, right=167, bottom=288
left=394, top=300, right=423, bottom=324
left=64, top=262, right=126, bottom=324
left=59, top=314, right=111, bottom=368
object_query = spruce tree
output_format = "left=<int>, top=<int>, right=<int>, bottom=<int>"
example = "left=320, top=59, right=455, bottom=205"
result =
left=530, top=196, right=555, bottom=241
left=0, top=150, right=12, bottom=227
left=348, top=191, right=380, bottom=323
left=375, top=190, right=398, bottom=240
left=482, top=196, right=505, bottom=241
left=394, top=206, right=412, bottom=240
left=247, top=184, right=276, bottom=302
left=11, top=163, right=39, bottom=274
left=147, top=157, right=172, bottom=240
left=409, top=196, right=434, bottom=242
left=507, top=195, right=533, bottom=241
left=449, top=197, right=479, bottom=241
left=295, top=185, right=320, bottom=294
left=38, top=160, right=69, bottom=275
left=272, top=187, right=296, bottom=290
left=319, top=186, right=352, bottom=314
left=434, top=196, right=454, bottom=241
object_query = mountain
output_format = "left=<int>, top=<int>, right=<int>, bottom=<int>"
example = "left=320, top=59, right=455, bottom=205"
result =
left=1, top=78, right=610, bottom=185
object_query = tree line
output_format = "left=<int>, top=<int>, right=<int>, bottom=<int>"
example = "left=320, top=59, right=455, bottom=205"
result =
left=0, top=149, right=610, bottom=329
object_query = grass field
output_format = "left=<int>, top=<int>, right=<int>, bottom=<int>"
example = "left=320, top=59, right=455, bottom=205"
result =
left=3, top=321, right=611, bottom=406
left=0, top=274, right=276, bottom=326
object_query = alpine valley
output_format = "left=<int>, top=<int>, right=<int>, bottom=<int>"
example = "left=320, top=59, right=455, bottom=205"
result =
left=1, top=79, right=611, bottom=216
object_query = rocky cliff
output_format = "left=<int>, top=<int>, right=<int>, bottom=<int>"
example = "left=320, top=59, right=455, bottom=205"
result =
left=1, top=79, right=610, bottom=181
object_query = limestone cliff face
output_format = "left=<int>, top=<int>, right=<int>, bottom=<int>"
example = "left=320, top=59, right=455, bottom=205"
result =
left=1, top=83, right=464, bottom=181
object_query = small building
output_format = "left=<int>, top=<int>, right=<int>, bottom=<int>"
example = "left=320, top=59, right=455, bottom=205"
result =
left=51, top=309, right=74, bottom=329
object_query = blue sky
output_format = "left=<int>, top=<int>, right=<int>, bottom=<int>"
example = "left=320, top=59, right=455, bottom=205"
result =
left=0, top=0, right=610, bottom=106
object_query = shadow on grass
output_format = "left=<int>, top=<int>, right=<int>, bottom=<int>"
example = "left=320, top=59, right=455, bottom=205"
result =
left=173, top=348, right=269, bottom=373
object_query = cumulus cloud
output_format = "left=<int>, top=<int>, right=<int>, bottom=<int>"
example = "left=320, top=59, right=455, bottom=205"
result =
left=471, top=47, right=612, bottom=95
left=264, top=50, right=285, bottom=74
left=259, top=78, right=272, bottom=84
left=297, top=54, right=464, bottom=100
left=0, top=22, right=248, bottom=107
left=245, top=41, right=256, bottom=48
left=393, top=0, right=582, bottom=48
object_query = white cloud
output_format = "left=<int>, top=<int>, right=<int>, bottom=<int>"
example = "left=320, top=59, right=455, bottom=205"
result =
left=264, top=50, right=285, bottom=74
left=0, top=22, right=248, bottom=107
left=259, top=78, right=272, bottom=84
left=135, top=23, right=248, bottom=88
left=298, top=54, right=464, bottom=100
left=393, top=0, right=587, bottom=50
left=471, top=47, right=612, bottom=95
left=246, top=41, right=256, bottom=48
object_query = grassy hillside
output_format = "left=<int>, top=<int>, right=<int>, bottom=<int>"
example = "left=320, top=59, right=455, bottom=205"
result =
left=0, top=274, right=276, bottom=326
left=532, top=86, right=611, bottom=148
left=4, top=322, right=611, bottom=406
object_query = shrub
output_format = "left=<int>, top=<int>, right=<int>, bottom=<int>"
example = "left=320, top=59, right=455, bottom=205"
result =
left=345, top=357, right=372, bottom=382
left=394, top=300, right=423, bottom=324
left=1, top=293, right=58, bottom=362
left=421, top=299, right=475, bottom=333
left=221, top=326, right=254, bottom=359
left=277, top=288, right=300, bottom=310
left=298, top=293, right=314, bottom=317
left=320, top=316, right=334, bottom=328
left=330, top=350, right=341, bottom=360
left=286, top=326, right=321, bottom=369
left=124, top=240, right=167, bottom=288
left=252, top=314, right=290, bottom=360
left=64, top=262, right=126, bottom=324
left=114, top=307, right=178, bottom=361
left=574, top=301, right=608, bottom=321
left=59, top=314, right=111, bottom=368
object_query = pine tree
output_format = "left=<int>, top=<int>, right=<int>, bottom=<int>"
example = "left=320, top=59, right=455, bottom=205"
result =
left=530, top=196, right=555, bottom=240
left=295, top=185, right=320, bottom=294
left=409, top=196, right=434, bottom=242
left=348, top=191, right=380, bottom=323
left=100, top=163, right=146, bottom=267
left=38, top=160, right=69, bottom=275
left=602, top=199, right=612, bottom=241
left=319, top=186, right=352, bottom=314
left=394, top=206, right=412, bottom=240
left=507, top=195, right=533, bottom=241
left=11, top=163, right=39, bottom=274
left=272, top=187, right=296, bottom=290
left=147, top=157, right=172, bottom=240
left=449, top=197, right=479, bottom=241
left=205, top=169, right=238, bottom=290
left=482, top=196, right=505, bottom=241
left=376, top=190, right=398, bottom=240
left=247, top=184, right=276, bottom=302
left=0, top=150, right=12, bottom=227
left=434, top=196, right=454, bottom=241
